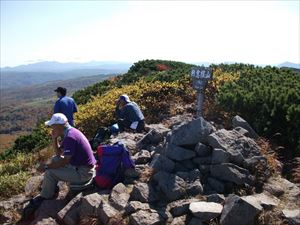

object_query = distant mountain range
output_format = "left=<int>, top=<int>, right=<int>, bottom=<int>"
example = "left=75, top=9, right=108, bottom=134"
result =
left=1, top=60, right=299, bottom=90
left=0, top=61, right=132, bottom=89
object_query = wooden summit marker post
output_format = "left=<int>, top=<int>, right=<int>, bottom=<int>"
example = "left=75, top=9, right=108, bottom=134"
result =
left=191, top=66, right=213, bottom=118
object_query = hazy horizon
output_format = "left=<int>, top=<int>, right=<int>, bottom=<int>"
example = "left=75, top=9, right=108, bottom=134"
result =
left=1, top=1, right=299, bottom=68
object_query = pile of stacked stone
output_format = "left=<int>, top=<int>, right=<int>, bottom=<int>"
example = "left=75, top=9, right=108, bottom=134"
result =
left=3, top=115, right=299, bottom=225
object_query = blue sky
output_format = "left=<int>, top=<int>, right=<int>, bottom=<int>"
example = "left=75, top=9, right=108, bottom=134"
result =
left=1, top=0, right=299, bottom=67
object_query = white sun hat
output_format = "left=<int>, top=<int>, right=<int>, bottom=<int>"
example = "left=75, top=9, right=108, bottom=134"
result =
left=45, top=113, right=68, bottom=126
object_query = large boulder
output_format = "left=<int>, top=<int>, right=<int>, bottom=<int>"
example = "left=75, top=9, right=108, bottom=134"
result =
left=168, top=117, right=215, bottom=146
left=210, top=163, right=253, bottom=185
left=109, top=183, right=131, bottom=210
left=232, top=116, right=259, bottom=139
left=220, top=194, right=263, bottom=225
left=150, top=154, right=175, bottom=172
left=189, top=201, right=223, bottom=221
left=131, top=182, right=158, bottom=203
left=207, top=129, right=262, bottom=166
left=153, top=172, right=186, bottom=201
left=109, top=132, right=144, bottom=154
left=166, top=144, right=196, bottom=161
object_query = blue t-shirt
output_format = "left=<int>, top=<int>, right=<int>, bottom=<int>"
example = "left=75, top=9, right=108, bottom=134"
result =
left=54, top=96, right=78, bottom=126
left=116, top=102, right=145, bottom=123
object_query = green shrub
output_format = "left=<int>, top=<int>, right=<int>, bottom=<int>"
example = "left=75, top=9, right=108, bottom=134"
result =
left=217, top=66, right=300, bottom=156
left=0, top=171, right=30, bottom=199
left=0, top=123, right=50, bottom=160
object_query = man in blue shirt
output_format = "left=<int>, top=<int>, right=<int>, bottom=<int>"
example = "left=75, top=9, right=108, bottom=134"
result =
left=111, top=94, right=145, bottom=134
left=54, top=87, right=78, bottom=126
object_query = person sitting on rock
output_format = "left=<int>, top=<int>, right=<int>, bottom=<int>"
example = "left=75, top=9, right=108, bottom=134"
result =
left=34, top=113, right=96, bottom=204
left=110, top=94, right=146, bottom=134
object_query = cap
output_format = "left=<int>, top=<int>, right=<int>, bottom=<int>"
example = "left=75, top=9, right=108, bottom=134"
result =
left=119, top=94, right=131, bottom=103
left=45, top=113, right=68, bottom=126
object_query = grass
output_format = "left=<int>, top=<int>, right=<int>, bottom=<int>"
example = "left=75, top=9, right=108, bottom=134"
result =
left=0, top=146, right=53, bottom=200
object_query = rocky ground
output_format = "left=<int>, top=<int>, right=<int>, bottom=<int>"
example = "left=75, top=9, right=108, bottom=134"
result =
left=0, top=114, right=299, bottom=225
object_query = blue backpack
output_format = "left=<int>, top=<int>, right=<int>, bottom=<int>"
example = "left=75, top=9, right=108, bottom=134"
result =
left=95, top=141, right=135, bottom=189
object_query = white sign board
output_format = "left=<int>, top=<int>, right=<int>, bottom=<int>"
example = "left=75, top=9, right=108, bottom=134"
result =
left=190, top=66, right=213, bottom=117
left=191, top=67, right=213, bottom=80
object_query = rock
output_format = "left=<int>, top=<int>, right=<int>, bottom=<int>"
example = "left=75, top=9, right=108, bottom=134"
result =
left=220, top=194, right=263, bottom=225
left=179, top=159, right=197, bottom=170
left=32, top=199, right=66, bottom=224
left=170, top=215, right=186, bottom=225
left=207, top=129, right=261, bottom=165
left=232, top=116, right=259, bottom=139
left=137, top=125, right=170, bottom=149
left=176, top=169, right=202, bottom=182
left=58, top=193, right=82, bottom=225
left=282, top=209, right=300, bottom=225
left=131, top=182, right=157, bottom=203
left=263, top=183, right=285, bottom=197
left=189, top=201, right=223, bottom=221
left=207, top=177, right=225, bottom=193
left=198, top=165, right=210, bottom=174
left=186, top=179, right=203, bottom=196
left=130, top=209, right=164, bottom=225
left=168, top=199, right=199, bottom=217
left=188, top=217, right=204, bottom=225
left=211, top=148, right=230, bottom=164
left=109, top=183, right=131, bottom=210
left=206, top=194, right=225, bottom=203
left=0, top=194, right=29, bottom=210
left=166, top=144, right=196, bottom=161
left=109, top=132, right=144, bottom=154
left=195, top=143, right=211, bottom=157
left=24, top=175, right=43, bottom=197
left=99, top=202, right=120, bottom=225
left=244, top=156, right=268, bottom=170
left=153, top=172, right=186, bottom=201
left=234, top=126, right=251, bottom=137
left=34, top=217, right=58, bottom=225
left=150, top=154, right=175, bottom=173
left=133, top=150, right=152, bottom=164
left=125, top=201, right=151, bottom=215
left=263, top=177, right=300, bottom=210
left=79, top=193, right=103, bottom=218
left=169, top=117, right=215, bottom=146
left=210, top=163, right=253, bottom=185
left=193, top=156, right=212, bottom=165
left=252, top=193, right=280, bottom=210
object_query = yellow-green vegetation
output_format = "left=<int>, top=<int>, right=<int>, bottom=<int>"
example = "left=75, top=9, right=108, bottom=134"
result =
left=0, top=171, right=31, bottom=199
left=76, top=80, right=196, bottom=138
left=0, top=147, right=53, bottom=199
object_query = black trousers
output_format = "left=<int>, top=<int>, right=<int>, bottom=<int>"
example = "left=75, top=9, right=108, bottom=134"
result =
left=117, top=119, right=145, bottom=133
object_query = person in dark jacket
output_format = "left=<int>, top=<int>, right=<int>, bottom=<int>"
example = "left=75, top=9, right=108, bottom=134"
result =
left=111, top=94, right=145, bottom=134
left=54, top=87, right=78, bottom=126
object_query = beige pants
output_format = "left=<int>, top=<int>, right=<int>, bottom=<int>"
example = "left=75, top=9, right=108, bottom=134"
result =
left=40, top=155, right=95, bottom=199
